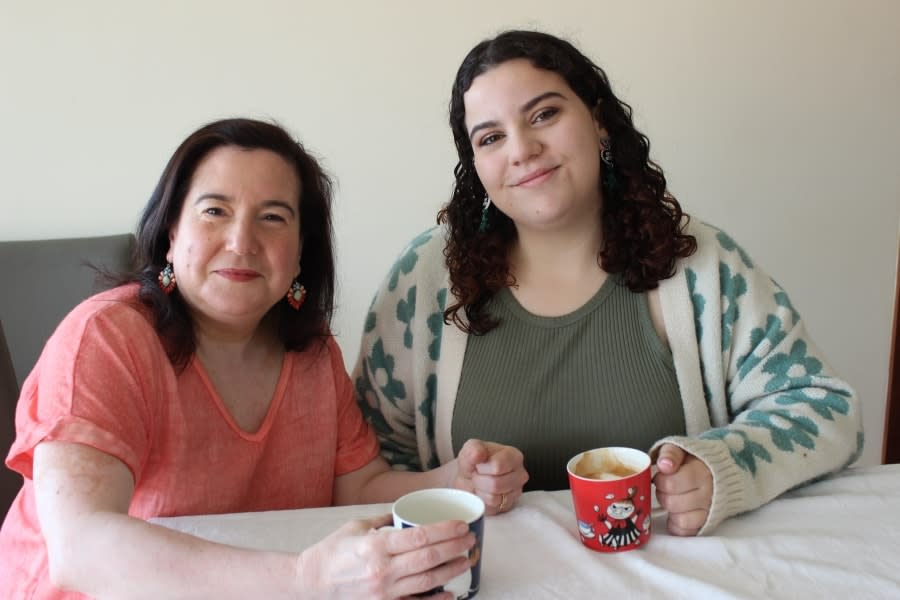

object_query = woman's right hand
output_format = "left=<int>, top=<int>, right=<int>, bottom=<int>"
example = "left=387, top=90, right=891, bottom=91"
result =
left=295, top=514, right=475, bottom=599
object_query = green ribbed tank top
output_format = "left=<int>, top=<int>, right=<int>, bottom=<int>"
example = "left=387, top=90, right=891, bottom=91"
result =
left=452, top=276, right=685, bottom=491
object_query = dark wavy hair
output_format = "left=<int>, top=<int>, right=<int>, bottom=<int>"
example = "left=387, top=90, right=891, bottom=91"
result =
left=439, top=30, right=697, bottom=334
left=112, top=118, right=335, bottom=368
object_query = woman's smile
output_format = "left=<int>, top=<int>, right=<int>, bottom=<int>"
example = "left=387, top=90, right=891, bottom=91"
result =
left=512, top=166, right=558, bottom=187
left=214, top=268, right=262, bottom=282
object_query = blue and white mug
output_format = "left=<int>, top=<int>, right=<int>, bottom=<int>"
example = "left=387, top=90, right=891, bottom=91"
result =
left=392, top=488, right=485, bottom=599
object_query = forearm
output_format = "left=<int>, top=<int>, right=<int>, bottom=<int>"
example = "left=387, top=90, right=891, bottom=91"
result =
left=46, top=511, right=302, bottom=600
left=361, top=464, right=457, bottom=504
left=34, top=442, right=311, bottom=599
left=334, top=456, right=458, bottom=506
left=652, top=381, right=861, bottom=535
left=686, top=229, right=860, bottom=531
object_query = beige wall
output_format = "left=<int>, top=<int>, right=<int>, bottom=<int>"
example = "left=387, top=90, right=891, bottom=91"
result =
left=1, top=0, right=897, bottom=466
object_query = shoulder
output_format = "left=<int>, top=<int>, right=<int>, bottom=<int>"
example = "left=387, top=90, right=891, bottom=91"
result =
left=681, top=219, right=757, bottom=270
left=677, top=220, right=799, bottom=331
left=398, top=226, right=446, bottom=258
left=322, top=334, right=348, bottom=375
left=367, top=225, right=449, bottom=324
left=381, top=226, right=447, bottom=292
left=54, top=284, right=156, bottom=343
left=672, top=219, right=782, bottom=324
left=291, top=334, right=347, bottom=379
left=24, top=284, right=170, bottom=402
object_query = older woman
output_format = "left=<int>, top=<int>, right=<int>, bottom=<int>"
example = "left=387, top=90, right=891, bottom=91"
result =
left=0, top=118, right=525, bottom=599
left=354, top=30, right=862, bottom=536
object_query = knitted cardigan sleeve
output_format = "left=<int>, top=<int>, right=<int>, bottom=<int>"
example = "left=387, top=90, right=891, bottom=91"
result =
left=351, top=227, right=447, bottom=471
left=653, top=222, right=864, bottom=534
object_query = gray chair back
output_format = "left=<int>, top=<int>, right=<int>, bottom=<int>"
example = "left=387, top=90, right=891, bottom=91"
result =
left=0, top=234, right=135, bottom=388
left=1, top=321, right=22, bottom=523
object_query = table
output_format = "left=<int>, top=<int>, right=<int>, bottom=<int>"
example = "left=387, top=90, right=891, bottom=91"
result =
left=154, top=464, right=900, bottom=599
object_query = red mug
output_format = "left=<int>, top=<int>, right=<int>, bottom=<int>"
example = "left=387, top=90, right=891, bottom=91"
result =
left=566, top=447, right=652, bottom=552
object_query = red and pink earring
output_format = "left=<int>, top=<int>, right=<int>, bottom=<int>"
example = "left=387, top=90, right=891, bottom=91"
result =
left=286, top=280, right=307, bottom=310
left=158, top=263, right=176, bottom=294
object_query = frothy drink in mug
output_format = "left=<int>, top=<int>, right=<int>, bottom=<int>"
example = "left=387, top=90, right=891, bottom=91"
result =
left=573, top=452, right=639, bottom=480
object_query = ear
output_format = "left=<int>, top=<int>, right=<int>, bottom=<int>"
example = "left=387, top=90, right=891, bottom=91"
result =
left=296, top=241, right=304, bottom=279
left=591, top=101, right=605, bottom=134
left=597, top=125, right=609, bottom=149
left=166, top=225, right=177, bottom=264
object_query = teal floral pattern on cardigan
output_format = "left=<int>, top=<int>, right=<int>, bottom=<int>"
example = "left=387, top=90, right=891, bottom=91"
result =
left=719, top=262, right=748, bottom=351
left=700, top=428, right=772, bottom=475
left=398, top=286, right=416, bottom=349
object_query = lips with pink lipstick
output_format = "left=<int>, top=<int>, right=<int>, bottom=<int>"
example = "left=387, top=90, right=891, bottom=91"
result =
left=215, top=268, right=261, bottom=282
left=513, top=166, right=559, bottom=187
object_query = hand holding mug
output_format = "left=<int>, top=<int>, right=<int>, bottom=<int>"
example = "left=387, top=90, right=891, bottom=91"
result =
left=454, top=439, right=529, bottom=515
left=653, top=443, right=713, bottom=536
left=295, top=513, right=474, bottom=599
left=388, top=488, right=486, bottom=599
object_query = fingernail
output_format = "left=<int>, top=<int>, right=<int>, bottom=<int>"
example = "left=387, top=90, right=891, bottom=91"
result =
left=659, top=458, right=673, bottom=469
left=456, top=522, right=470, bottom=535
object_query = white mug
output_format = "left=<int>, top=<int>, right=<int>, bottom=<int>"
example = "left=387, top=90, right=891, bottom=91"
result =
left=392, top=488, right=485, bottom=599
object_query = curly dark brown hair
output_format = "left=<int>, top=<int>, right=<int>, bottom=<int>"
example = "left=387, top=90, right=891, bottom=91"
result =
left=439, top=30, right=696, bottom=334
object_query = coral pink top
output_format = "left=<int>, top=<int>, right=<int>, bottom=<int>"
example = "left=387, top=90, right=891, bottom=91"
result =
left=0, top=284, right=378, bottom=599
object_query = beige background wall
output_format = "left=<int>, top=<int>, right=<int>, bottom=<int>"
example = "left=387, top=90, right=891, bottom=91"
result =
left=1, top=1, right=897, bottom=466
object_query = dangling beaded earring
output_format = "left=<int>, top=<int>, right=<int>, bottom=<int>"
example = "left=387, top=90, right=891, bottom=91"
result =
left=478, top=196, right=491, bottom=233
left=600, top=138, right=618, bottom=189
left=600, top=138, right=614, bottom=166
left=286, top=280, right=307, bottom=310
left=158, top=263, right=176, bottom=294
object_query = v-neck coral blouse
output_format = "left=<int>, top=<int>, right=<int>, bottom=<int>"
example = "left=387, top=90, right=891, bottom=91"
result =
left=1, top=284, right=378, bottom=597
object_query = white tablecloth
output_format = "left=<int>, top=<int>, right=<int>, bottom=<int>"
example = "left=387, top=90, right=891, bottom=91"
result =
left=154, top=464, right=900, bottom=599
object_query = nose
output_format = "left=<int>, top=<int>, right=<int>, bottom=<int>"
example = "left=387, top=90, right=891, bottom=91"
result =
left=226, top=218, right=260, bottom=256
left=508, top=129, right=542, bottom=164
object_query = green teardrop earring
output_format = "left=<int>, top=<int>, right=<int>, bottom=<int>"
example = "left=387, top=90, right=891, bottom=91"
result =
left=478, top=196, right=491, bottom=233
left=600, top=139, right=618, bottom=190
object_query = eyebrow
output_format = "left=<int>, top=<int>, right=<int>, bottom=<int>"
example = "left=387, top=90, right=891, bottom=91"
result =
left=468, top=91, right=568, bottom=141
left=194, top=193, right=297, bottom=217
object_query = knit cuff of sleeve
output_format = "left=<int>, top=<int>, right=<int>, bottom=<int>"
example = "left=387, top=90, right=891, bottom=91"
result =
left=650, top=436, right=750, bottom=536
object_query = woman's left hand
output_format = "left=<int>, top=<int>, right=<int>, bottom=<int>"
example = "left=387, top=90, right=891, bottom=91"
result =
left=453, top=439, right=529, bottom=515
left=653, top=443, right=713, bottom=536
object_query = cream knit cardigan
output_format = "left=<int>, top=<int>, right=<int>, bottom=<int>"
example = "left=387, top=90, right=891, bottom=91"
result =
left=353, top=220, right=863, bottom=534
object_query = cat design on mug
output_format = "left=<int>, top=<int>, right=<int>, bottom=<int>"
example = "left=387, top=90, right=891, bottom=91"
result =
left=593, top=487, right=649, bottom=550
